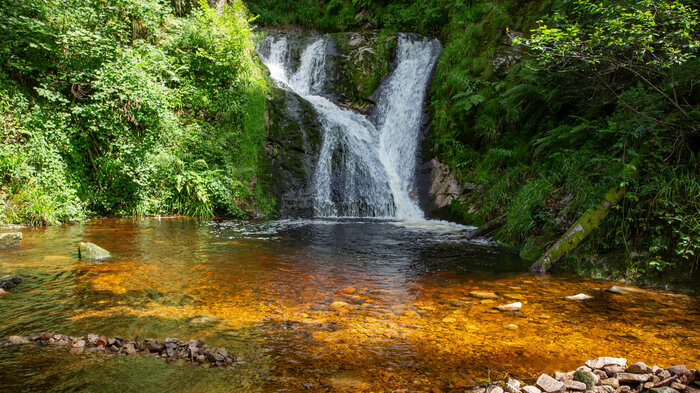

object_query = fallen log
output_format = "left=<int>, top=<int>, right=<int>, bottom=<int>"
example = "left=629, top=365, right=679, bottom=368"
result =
left=465, top=215, right=506, bottom=240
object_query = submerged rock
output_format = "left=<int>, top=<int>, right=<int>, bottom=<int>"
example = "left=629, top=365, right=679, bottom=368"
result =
left=0, top=232, right=22, bottom=249
left=566, top=293, right=593, bottom=301
left=77, top=242, right=111, bottom=260
left=606, top=286, right=645, bottom=295
left=0, top=274, right=24, bottom=292
left=470, top=291, right=499, bottom=299
left=495, top=302, right=522, bottom=312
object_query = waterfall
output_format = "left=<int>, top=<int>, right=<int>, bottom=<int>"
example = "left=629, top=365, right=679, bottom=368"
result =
left=258, top=33, right=441, bottom=221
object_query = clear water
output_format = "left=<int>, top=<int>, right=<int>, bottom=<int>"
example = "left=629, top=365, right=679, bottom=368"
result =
left=1, top=219, right=698, bottom=392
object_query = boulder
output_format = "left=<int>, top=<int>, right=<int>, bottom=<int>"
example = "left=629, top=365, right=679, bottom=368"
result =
left=575, top=369, right=599, bottom=390
left=495, top=302, right=522, bottom=312
left=470, top=291, right=499, bottom=299
left=628, top=362, right=652, bottom=374
left=78, top=242, right=111, bottom=260
left=586, top=357, right=627, bottom=370
left=0, top=274, right=24, bottom=292
left=537, top=374, right=565, bottom=393
left=0, top=232, right=22, bottom=249
left=659, top=370, right=672, bottom=380
left=615, top=373, right=650, bottom=384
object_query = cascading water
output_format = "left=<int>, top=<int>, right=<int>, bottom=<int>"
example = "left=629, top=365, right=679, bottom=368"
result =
left=258, top=33, right=442, bottom=221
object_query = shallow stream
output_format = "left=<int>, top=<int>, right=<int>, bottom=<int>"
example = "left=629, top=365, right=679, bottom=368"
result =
left=0, top=218, right=698, bottom=392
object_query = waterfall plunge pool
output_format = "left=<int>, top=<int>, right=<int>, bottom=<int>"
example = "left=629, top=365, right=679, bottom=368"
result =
left=0, top=218, right=698, bottom=391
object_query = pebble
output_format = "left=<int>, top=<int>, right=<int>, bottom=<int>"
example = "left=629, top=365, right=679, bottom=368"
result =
left=566, top=293, right=593, bottom=301
left=495, top=302, right=522, bottom=312
left=470, top=291, right=499, bottom=299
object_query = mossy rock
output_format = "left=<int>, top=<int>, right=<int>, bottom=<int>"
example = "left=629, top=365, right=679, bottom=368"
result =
left=78, top=242, right=111, bottom=260
left=0, top=232, right=22, bottom=249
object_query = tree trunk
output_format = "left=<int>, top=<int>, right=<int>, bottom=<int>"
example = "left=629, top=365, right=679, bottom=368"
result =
left=530, top=159, right=639, bottom=273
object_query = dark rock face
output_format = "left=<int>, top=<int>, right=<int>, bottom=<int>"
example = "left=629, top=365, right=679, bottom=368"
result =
left=265, top=88, right=323, bottom=217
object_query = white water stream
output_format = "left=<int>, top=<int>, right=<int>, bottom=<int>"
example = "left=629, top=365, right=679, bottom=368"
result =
left=258, top=33, right=464, bottom=231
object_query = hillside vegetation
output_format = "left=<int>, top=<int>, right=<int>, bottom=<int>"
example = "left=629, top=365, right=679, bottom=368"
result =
left=0, top=0, right=273, bottom=225
left=248, top=0, right=700, bottom=282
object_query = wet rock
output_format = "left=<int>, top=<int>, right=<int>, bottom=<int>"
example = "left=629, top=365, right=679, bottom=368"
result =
left=0, top=274, right=24, bottom=292
left=77, top=242, right=111, bottom=260
left=604, top=366, right=626, bottom=377
left=72, top=339, right=85, bottom=348
left=586, top=357, right=627, bottom=370
left=659, top=370, right=672, bottom=380
left=601, top=379, right=620, bottom=389
left=595, top=386, right=615, bottom=393
left=537, top=374, right=565, bottom=392
left=615, top=373, right=650, bottom=384
left=628, top=362, right=652, bottom=374
left=669, top=366, right=689, bottom=377
left=0, top=232, right=22, bottom=249
left=575, top=369, right=599, bottom=390
left=504, top=324, right=519, bottom=330
left=523, top=386, right=542, bottom=393
left=5, top=335, right=30, bottom=346
left=331, top=301, right=349, bottom=308
left=29, top=333, right=44, bottom=341
left=470, top=291, right=499, bottom=299
left=124, top=343, right=136, bottom=356
left=670, top=383, right=686, bottom=391
left=495, top=302, right=522, bottom=312
left=565, top=380, right=587, bottom=391
left=679, top=370, right=695, bottom=385
left=648, top=388, right=680, bottom=393
left=506, top=378, right=521, bottom=393
left=606, top=286, right=644, bottom=295
left=594, top=370, right=608, bottom=381
left=566, top=293, right=593, bottom=301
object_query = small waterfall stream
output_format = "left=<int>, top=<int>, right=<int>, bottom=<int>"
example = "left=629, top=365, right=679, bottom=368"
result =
left=258, top=33, right=442, bottom=221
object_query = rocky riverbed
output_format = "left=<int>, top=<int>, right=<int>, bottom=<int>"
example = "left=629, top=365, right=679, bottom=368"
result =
left=3, top=333, right=240, bottom=368
left=471, top=358, right=698, bottom=393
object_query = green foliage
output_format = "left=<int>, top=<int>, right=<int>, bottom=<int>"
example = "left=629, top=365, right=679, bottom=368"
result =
left=0, top=0, right=273, bottom=225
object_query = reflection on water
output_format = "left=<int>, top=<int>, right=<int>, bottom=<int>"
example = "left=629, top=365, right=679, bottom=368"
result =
left=0, top=218, right=698, bottom=392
